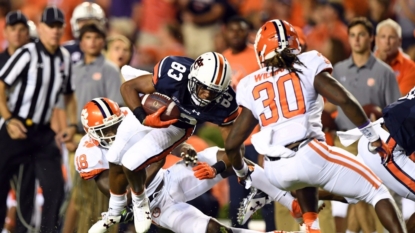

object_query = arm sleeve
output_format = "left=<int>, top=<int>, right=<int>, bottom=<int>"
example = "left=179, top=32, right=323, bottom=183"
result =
left=104, top=65, right=125, bottom=106
left=0, top=48, right=30, bottom=86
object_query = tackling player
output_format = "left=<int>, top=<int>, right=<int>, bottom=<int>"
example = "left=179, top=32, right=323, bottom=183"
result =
left=223, top=19, right=406, bottom=233
left=76, top=98, right=304, bottom=233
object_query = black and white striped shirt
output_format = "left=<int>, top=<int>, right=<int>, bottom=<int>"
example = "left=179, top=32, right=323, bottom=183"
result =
left=0, top=40, right=73, bottom=127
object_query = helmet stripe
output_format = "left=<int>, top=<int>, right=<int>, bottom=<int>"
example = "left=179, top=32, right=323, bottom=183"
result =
left=210, top=52, right=218, bottom=83
left=221, top=57, right=228, bottom=86
left=276, top=20, right=287, bottom=49
left=215, top=54, right=224, bottom=85
left=91, top=98, right=111, bottom=118
left=279, top=20, right=288, bottom=44
left=100, top=98, right=114, bottom=116
left=271, top=21, right=281, bottom=49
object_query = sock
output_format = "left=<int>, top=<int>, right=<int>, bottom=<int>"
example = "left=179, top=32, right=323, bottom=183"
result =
left=108, top=191, right=127, bottom=216
left=131, top=188, right=147, bottom=205
left=251, top=164, right=295, bottom=211
left=303, top=212, right=320, bottom=229
left=345, top=231, right=357, bottom=233
left=229, top=227, right=263, bottom=233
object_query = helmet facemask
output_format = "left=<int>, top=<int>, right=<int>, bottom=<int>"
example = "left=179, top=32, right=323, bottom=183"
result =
left=86, top=114, right=124, bottom=149
left=188, top=76, right=227, bottom=109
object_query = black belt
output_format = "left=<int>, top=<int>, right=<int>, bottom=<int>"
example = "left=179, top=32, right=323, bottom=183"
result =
left=267, top=138, right=310, bottom=162
left=149, top=180, right=164, bottom=203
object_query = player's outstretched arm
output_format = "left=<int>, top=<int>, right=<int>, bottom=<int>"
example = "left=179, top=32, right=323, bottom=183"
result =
left=314, top=71, right=368, bottom=127
left=224, top=107, right=258, bottom=176
left=120, top=74, right=156, bottom=111
left=314, top=71, right=389, bottom=155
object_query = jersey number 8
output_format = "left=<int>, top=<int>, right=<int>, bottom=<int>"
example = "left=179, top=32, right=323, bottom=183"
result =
left=168, top=62, right=186, bottom=81
left=253, top=73, right=306, bottom=126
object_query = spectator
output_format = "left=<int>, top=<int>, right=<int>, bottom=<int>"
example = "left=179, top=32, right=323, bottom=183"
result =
left=306, top=1, right=350, bottom=56
left=368, top=0, right=397, bottom=30
left=105, top=34, right=133, bottom=69
left=0, top=6, right=77, bottom=233
left=222, top=16, right=275, bottom=230
left=328, top=17, right=400, bottom=233
left=395, top=0, right=415, bottom=50
left=178, top=0, right=229, bottom=58
left=375, top=18, right=415, bottom=95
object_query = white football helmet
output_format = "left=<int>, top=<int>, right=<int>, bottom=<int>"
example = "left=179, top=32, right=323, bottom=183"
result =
left=188, top=52, right=232, bottom=107
left=70, top=2, right=106, bottom=39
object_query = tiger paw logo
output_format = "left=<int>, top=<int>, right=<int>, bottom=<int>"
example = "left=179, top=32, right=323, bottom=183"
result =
left=81, top=109, right=89, bottom=126
left=193, top=57, right=204, bottom=69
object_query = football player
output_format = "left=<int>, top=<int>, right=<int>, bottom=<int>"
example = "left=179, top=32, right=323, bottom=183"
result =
left=109, top=52, right=244, bottom=232
left=76, top=98, right=304, bottom=233
left=223, top=19, right=406, bottom=233
left=63, top=2, right=106, bottom=63
left=338, top=86, right=415, bottom=232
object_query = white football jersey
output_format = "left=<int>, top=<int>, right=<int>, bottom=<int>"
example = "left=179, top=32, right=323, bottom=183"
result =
left=237, top=50, right=332, bottom=146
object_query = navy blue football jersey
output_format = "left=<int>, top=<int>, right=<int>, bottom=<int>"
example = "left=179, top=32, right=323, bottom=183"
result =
left=383, top=87, right=415, bottom=155
left=152, top=56, right=239, bottom=128
left=63, top=40, right=83, bottom=64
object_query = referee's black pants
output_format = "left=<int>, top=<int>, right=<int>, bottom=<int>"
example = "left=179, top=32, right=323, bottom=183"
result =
left=0, top=121, right=64, bottom=233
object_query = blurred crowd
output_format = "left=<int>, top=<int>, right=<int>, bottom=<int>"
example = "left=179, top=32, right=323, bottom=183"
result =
left=1, top=0, right=415, bottom=233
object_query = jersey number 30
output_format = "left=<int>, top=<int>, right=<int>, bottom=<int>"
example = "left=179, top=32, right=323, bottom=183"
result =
left=253, top=73, right=306, bottom=126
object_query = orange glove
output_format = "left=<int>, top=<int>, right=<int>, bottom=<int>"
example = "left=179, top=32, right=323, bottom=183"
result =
left=193, top=162, right=216, bottom=180
left=143, top=106, right=178, bottom=128
left=369, top=139, right=392, bottom=165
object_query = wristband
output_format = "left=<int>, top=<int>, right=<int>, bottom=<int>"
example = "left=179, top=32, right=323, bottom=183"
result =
left=212, top=161, right=227, bottom=174
left=133, top=106, right=147, bottom=123
left=68, top=123, right=77, bottom=129
left=358, top=120, right=380, bottom=143
left=233, top=162, right=248, bottom=178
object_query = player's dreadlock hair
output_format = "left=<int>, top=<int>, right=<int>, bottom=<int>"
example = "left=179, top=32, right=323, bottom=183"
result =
left=262, top=47, right=306, bottom=76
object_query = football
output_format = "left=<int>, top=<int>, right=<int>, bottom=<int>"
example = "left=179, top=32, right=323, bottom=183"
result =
left=141, top=93, right=180, bottom=121
left=363, top=104, right=383, bottom=120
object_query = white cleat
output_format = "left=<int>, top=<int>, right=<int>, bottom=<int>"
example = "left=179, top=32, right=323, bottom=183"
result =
left=237, top=187, right=271, bottom=225
left=133, top=198, right=152, bottom=233
left=88, top=212, right=122, bottom=233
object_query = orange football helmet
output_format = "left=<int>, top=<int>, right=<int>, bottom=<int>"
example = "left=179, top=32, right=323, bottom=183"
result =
left=254, top=19, right=301, bottom=68
left=81, top=97, right=125, bottom=148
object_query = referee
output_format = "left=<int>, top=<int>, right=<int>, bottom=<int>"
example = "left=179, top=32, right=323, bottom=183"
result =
left=0, top=6, right=77, bottom=233
left=0, top=11, right=31, bottom=68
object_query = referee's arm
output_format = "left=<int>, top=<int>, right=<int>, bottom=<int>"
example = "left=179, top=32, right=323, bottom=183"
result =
left=0, top=48, right=31, bottom=139
left=58, top=55, right=78, bottom=142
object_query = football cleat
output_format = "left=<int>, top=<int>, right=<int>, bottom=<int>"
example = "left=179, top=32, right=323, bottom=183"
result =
left=237, top=187, right=271, bottom=225
left=88, top=206, right=134, bottom=233
left=88, top=212, right=122, bottom=233
left=133, top=198, right=152, bottom=233
left=238, top=188, right=326, bottom=226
